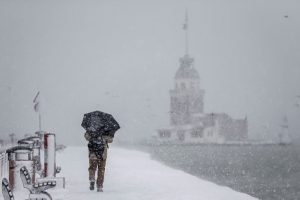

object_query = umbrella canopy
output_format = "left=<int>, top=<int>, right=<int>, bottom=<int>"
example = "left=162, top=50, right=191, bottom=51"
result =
left=81, top=110, right=120, bottom=137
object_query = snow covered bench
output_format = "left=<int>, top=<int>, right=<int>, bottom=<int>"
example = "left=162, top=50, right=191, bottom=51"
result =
left=2, top=178, right=14, bottom=200
left=20, top=166, right=56, bottom=200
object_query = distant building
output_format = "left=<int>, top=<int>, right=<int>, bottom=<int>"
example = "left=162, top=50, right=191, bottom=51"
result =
left=156, top=13, right=248, bottom=144
left=156, top=54, right=248, bottom=144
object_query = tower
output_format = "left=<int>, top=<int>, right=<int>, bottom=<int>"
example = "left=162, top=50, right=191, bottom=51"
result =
left=169, top=12, right=204, bottom=126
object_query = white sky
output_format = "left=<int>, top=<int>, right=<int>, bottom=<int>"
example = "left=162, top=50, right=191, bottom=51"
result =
left=0, top=0, right=300, bottom=145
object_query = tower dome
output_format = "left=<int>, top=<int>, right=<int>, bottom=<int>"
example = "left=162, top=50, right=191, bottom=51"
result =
left=175, top=54, right=200, bottom=80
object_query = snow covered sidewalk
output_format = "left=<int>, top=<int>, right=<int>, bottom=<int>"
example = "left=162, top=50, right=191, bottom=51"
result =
left=50, top=146, right=256, bottom=200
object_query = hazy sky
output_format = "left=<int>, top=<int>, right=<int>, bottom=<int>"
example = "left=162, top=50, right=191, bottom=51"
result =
left=0, top=0, right=300, bottom=145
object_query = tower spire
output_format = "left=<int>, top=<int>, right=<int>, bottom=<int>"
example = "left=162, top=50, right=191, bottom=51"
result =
left=183, top=10, right=189, bottom=55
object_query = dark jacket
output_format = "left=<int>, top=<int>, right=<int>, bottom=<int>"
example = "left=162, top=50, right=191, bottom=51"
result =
left=84, top=132, right=113, bottom=160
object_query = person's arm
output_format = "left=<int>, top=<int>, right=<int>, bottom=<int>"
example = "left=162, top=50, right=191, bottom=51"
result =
left=84, top=132, right=91, bottom=141
left=103, top=135, right=113, bottom=143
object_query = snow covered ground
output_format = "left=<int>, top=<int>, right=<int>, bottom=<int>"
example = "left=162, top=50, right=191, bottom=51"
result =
left=47, top=146, right=256, bottom=200
left=0, top=146, right=257, bottom=200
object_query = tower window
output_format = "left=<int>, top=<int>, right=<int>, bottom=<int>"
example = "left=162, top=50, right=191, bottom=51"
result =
left=191, top=127, right=204, bottom=138
left=159, top=130, right=171, bottom=138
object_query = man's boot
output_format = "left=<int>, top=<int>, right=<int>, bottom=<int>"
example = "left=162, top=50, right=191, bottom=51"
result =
left=97, top=185, right=103, bottom=192
left=90, top=182, right=95, bottom=190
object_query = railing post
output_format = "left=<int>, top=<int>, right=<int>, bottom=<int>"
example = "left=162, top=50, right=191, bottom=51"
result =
left=34, top=131, right=65, bottom=189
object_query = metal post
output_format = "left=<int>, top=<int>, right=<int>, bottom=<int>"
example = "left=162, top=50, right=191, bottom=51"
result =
left=44, top=133, right=56, bottom=178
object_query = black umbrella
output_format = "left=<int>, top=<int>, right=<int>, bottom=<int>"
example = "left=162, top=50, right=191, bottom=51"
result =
left=81, top=110, right=120, bottom=137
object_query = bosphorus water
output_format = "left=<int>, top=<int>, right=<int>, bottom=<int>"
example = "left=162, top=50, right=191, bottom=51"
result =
left=151, top=142, right=300, bottom=200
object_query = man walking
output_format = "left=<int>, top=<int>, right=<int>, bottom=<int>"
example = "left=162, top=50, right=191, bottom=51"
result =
left=85, top=132, right=113, bottom=192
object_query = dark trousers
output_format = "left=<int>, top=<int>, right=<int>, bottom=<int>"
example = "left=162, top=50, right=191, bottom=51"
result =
left=88, top=159, right=107, bottom=187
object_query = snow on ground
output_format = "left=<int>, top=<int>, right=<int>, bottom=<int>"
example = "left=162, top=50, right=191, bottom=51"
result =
left=48, top=146, right=257, bottom=200
left=0, top=146, right=256, bottom=200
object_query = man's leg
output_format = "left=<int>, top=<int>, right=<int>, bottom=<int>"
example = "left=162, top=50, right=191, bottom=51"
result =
left=88, top=159, right=98, bottom=190
left=96, top=159, right=107, bottom=192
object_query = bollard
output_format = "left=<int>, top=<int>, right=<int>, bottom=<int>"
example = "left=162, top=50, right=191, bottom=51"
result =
left=6, top=146, right=34, bottom=192
left=44, top=133, right=56, bottom=178
left=35, top=132, right=57, bottom=177
left=35, top=131, right=65, bottom=189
